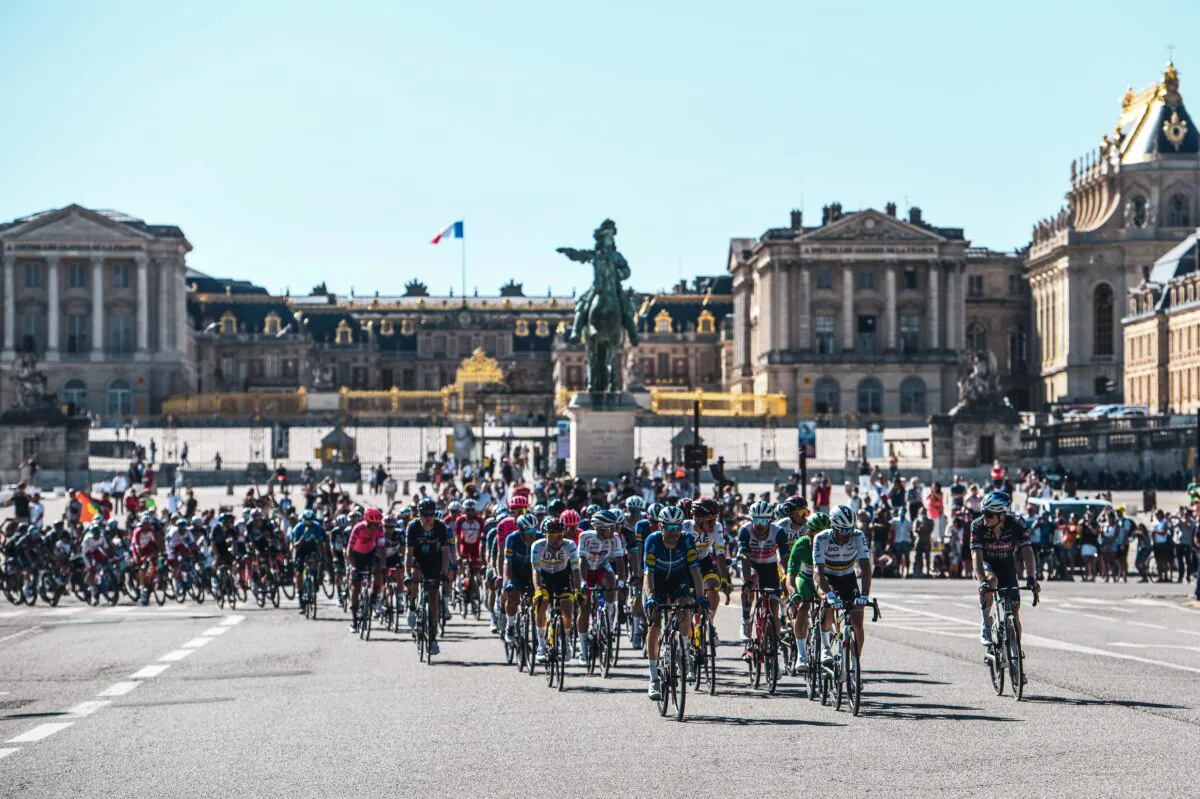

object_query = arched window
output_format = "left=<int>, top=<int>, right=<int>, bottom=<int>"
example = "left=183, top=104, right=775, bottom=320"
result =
left=1168, top=193, right=1191, bottom=227
left=857, top=377, right=883, bottom=415
left=899, top=377, right=926, bottom=415
left=1007, top=325, right=1028, bottom=374
left=514, top=319, right=529, bottom=337
left=535, top=319, right=549, bottom=337
left=1132, top=196, right=1147, bottom=227
left=219, top=311, right=237, bottom=335
left=654, top=309, right=673, bottom=334
left=814, top=377, right=840, bottom=414
left=61, top=379, right=87, bottom=411
left=400, top=318, right=415, bottom=336
left=379, top=319, right=395, bottom=336
left=263, top=312, right=281, bottom=336
left=106, top=379, right=133, bottom=417
left=335, top=319, right=353, bottom=345
left=966, top=322, right=988, bottom=354
left=697, top=309, right=716, bottom=334
left=1094, top=284, right=1114, bottom=356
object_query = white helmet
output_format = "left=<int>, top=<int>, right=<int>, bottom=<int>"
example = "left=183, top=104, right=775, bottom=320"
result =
left=830, top=504, right=856, bottom=532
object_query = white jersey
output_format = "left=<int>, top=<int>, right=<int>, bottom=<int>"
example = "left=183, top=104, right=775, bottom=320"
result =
left=811, top=530, right=869, bottom=577
left=530, top=539, right=581, bottom=574
left=771, top=519, right=805, bottom=548
left=167, top=526, right=195, bottom=552
left=683, top=519, right=725, bottom=559
left=81, top=535, right=110, bottom=560
left=578, top=530, right=625, bottom=572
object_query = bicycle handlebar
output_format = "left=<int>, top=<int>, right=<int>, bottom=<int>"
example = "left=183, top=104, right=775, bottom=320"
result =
left=982, top=584, right=1040, bottom=607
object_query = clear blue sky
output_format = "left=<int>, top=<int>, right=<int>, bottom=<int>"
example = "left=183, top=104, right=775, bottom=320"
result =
left=0, top=1, right=1194, bottom=296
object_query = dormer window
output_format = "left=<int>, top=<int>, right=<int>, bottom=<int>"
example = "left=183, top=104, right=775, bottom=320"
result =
left=1132, top=196, right=1147, bottom=228
left=654, top=309, right=673, bottom=333
left=535, top=319, right=549, bottom=337
left=263, top=312, right=281, bottom=336
left=380, top=319, right=395, bottom=336
left=515, top=319, right=529, bottom=337
left=401, top=318, right=414, bottom=335
left=697, top=309, right=716, bottom=334
left=219, top=311, right=237, bottom=335
left=335, top=319, right=353, bottom=345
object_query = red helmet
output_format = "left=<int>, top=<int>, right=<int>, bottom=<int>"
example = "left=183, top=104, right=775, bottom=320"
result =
left=364, top=508, right=383, bottom=525
left=560, top=509, right=580, bottom=527
left=680, top=498, right=693, bottom=518
left=508, top=494, right=529, bottom=511
left=512, top=485, right=532, bottom=498
left=692, top=498, right=720, bottom=519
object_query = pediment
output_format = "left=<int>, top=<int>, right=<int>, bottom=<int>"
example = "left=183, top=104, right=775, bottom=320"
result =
left=801, top=210, right=945, bottom=243
left=1, top=205, right=151, bottom=243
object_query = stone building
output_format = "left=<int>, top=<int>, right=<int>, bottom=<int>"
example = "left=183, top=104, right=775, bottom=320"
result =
left=1027, top=62, right=1200, bottom=407
left=0, top=205, right=192, bottom=415
left=630, top=275, right=731, bottom=390
left=727, top=203, right=968, bottom=421
left=1123, top=230, right=1200, bottom=414
left=964, top=247, right=1034, bottom=410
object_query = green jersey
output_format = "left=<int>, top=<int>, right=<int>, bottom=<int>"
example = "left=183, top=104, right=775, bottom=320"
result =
left=786, top=534, right=814, bottom=579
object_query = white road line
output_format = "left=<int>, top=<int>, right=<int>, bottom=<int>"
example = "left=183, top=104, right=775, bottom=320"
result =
left=97, top=681, right=139, bottom=697
left=0, top=610, right=27, bottom=618
left=1173, top=628, right=1200, bottom=638
left=1078, top=613, right=1119, bottom=623
left=1129, top=621, right=1168, bottom=630
left=7, top=723, right=73, bottom=743
left=1127, top=598, right=1191, bottom=612
left=1047, top=608, right=1079, bottom=616
left=201, top=625, right=230, bottom=636
left=948, top=602, right=974, bottom=610
left=0, top=748, right=18, bottom=760
left=97, top=607, right=136, bottom=614
left=0, top=627, right=39, bottom=644
left=1107, top=642, right=1200, bottom=652
left=66, top=700, right=110, bottom=718
left=158, top=649, right=193, bottom=662
left=219, top=615, right=245, bottom=627
left=130, top=664, right=170, bottom=679
left=42, top=608, right=84, bottom=616
left=181, top=637, right=211, bottom=649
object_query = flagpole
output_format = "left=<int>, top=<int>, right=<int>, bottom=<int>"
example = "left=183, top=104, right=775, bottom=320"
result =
left=460, top=217, right=467, bottom=305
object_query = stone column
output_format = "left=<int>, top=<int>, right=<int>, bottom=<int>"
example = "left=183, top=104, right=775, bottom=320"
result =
left=958, top=264, right=968, bottom=349
left=91, top=256, right=105, bottom=360
left=46, top=254, right=60, bottom=360
left=2, top=251, right=14, bottom=357
left=928, top=262, right=940, bottom=350
left=177, top=264, right=188, bottom=357
left=946, top=268, right=958, bottom=351
left=886, top=262, right=898, bottom=350
left=777, top=262, right=789, bottom=352
left=842, top=265, right=854, bottom=351
left=136, top=253, right=149, bottom=356
left=798, top=265, right=811, bottom=350
left=158, top=258, right=171, bottom=353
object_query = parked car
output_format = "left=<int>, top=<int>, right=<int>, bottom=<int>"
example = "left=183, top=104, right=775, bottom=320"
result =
left=1027, top=496, right=1115, bottom=519
left=1107, top=406, right=1148, bottom=418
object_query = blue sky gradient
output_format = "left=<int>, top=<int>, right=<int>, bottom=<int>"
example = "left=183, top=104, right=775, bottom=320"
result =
left=0, top=1, right=1194, bottom=295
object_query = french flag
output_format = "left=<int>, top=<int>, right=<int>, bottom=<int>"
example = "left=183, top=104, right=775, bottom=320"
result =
left=431, top=220, right=464, bottom=245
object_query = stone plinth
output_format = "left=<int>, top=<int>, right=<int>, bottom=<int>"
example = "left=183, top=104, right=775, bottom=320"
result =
left=0, top=406, right=90, bottom=488
left=565, top=392, right=638, bottom=479
left=930, top=399, right=1021, bottom=483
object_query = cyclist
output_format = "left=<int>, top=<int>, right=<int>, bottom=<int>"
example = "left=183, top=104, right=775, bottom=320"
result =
left=736, top=500, right=787, bottom=650
left=629, top=503, right=661, bottom=649
left=404, top=499, right=452, bottom=654
left=209, top=513, right=240, bottom=595
left=683, top=497, right=727, bottom=641
left=165, top=520, right=198, bottom=589
left=130, top=511, right=162, bottom=605
left=531, top=517, right=581, bottom=663
left=642, top=504, right=708, bottom=700
left=81, top=523, right=111, bottom=603
left=785, top=511, right=828, bottom=670
left=329, top=513, right=351, bottom=600
left=290, top=509, right=329, bottom=613
left=577, top=508, right=626, bottom=666
left=501, top=512, right=540, bottom=645
left=812, top=504, right=873, bottom=659
left=773, top=495, right=809, bottom=566
left=972, top=490, right=1039, bottom=664
left=346, top=507, right=386, bottom=634
left=455, top=498, right=486, bottom=611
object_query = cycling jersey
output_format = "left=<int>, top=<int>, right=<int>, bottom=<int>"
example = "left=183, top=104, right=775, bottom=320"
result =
left=289, top=520, right=326, bottom=545
left=455, top=515, right=483, bottom=547
left=683, top=519, right=725, bottom=559
left=504, top=531, right=535, bottom=584
left=771, top=519, right=806, bottom=560
left=166, top=527, right=195, bottom=557
left=969, top=513, right=1031, bottom=562
left=786, top=534, right=814, bottom=578
left=406, top=519, right=450, bottom=565
left=578, top=530, right=625, bottom=573
left=530, top=539, right=580, bottom=574
left=643, top=531, right=698, bottom=598
left=82, top=536, right=109, bottom=563
left=347, top=522, right=385, bottom=555
left=737, top=523, right=788, bottom=564
left=811, top=530, right=870, bottom=577
left=131, top=525, right=159, bottom=559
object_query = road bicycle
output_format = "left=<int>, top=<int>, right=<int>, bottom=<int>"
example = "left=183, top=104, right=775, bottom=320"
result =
left=511, top=589, right=536, bottom=674
left=543, top=592, right=572, bottom=692
left=817, top=595, right=880, bottom=717
left=413, top=577, right=441, bottom=663
left=745, top=588, right=781, bottom=694
left=804, top=600, right=822, bottom=701
left=983, top=584, right=1038, bottom=700
left=357, top=569, right=375, bottom=642
left=655, top=599, right=698, bottom=721
left=214, top=561, right=239, bottom=609
left=301, top=553, right=322, bottom=620
left=582, top=585, right=616, bottom=678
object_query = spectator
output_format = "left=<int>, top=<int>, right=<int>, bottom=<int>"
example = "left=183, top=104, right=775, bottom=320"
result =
left=928, top=482, right=945, bottom=543
left=906, top=478, right=923, bottom=520
left=869, top=508, right=890, bottom=562
left=1151, top=510, right=1172, bottom=582
left=214, top=452, right=223, bottom=471
left=914, top=508, right=934, bottom=578
left=891, top=508, right=913, bottom=578
left=949, top=475, right=967, bottom=512
left=180, top=441, right=189, bottom=467
left=30, top=492, right=45, bottom=527
left=6, top=484, right=31, bottom=523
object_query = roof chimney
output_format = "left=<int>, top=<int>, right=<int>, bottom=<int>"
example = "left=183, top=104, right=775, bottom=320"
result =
left=831, top=203, right=843, bottom=222
left=790, top=209, right=803, bottom=230
left=908, top=206, right=923, bottom=225
left=885, top=202, right=897, bottom=217
left=821, top=205, right=830, bottom=225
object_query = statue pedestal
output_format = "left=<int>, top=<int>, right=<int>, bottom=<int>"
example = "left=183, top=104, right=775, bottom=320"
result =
left=565, top=392, right=639, bottom=479
left=930, top=400, right=1021, bottom=483
left=0, top=406, right=90, bottom=489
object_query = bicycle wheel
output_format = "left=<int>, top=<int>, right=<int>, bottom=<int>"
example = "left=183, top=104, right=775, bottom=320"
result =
left=692, top=621, right=705, bottom=692
left=586, top=628, right=599, bottom=676
left=101, top=571, right=120, bottom=606
left=765, top=625, right=779, bottom=695
left=545, top=616, right=559, bottom=689
left=602, top=612, right=615, bottom=679
left=805, top=625, right=821, bottom=701
left=172, top=576, right=187, bottom=604
left=152, top=575, right=167, bottom=606
left=672, top=632, right=688, bottom=721
left=556, top=617, right=567, bottom=692
left=988, top=622, right=1006, bottom=696
left=504, top=625, right=516, bottom=665
left=417, top=606, right=427, bottom=662
left=525, top=612, right=537, bottom=677
left=706, top=620, right=718, bottom=696
left=39, top=573, right=61, bottom=607
left=254, top=579, right=267, bottom=608
left=1006, top=619, right=1024, bottom=701
left=846, top=628, right=862, bottom=716
left=657, top=645, right=671, bottom=717
left=322, top=569, right=335, bottom=599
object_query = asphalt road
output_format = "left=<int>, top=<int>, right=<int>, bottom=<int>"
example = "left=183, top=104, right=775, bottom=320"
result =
left=0, top=573, right=1197, bottom=798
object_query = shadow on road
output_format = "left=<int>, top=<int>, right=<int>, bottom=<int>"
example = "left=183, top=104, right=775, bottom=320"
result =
left=1022, top=695, right=1189, bottom=711
left=860, top=700, right=1018, bottom=723
left=684, top=714, right=846, bottom=727
left=563, top=684, right=645, bottom=694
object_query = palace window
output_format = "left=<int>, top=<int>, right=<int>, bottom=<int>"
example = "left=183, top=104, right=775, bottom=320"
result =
left=900, top=315, right=920, bottom=353
left=535, top=319, right=549, bottom=337
left=263, top=312, right=282, bottom=336
left=219, top=311, right=237, bottom=336
left=967, top=275, right=985, bottom=297
left=900, top=377, right=926, bottom=415
left=966, top=322, right=988, bottom=354
left=1168, top=194, right=1191, bottom=227
left=697, top=309, right=716, bottom=334
left=24, top=262, right=42, bottom=288
left=1132, top=196, right=1148, bottom=228
left=815, top=315, right=836, bottom=354
left=857, top=315, right=877, bottom=356
left=61, top=379, right=87, bottom=410
left=379, top=319, right=395, bottom=336
left=515, top=319, right=529, bottom=337
left=902, top=267, right=918, bottom=290
left=106, top=379, right=133, bottom=417
left=1008, top=274, right=1022, bottom=296
left=110, top=314, right=135, bottom=352
left=20, top=313, right=43, bottom=353
left=857, top=378, right=883, bottom=415
left=1094, top=284, right=1114, bottom=356
left=816, top=268, right=833, bottom=290
left=68, top=263, right=87, bottom=289
left=654, top=309, right=673, bottom=333
left=1008, top=325, right=1028, bottom=374
left=67, top=314, right=89, bottom=353
left=112, top=264, right=130, bottom=289
left=401, top=318, right=414, bottom=335
left=814, top=378, right=840, bottom=414
left=335, top=319, right=353, bottom=345
left=857, top=268, right=876, bottom=291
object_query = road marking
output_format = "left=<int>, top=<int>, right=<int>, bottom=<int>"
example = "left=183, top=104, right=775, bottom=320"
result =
left=66, top=701, right=110, bottom=718
left=7, top=723, right=73, bottom=743
left=201, top=625, right=230, bottom=636
left=158, top=649, right=193, bottom=662
left=1173, top=628, right=1200, bottom=638
left=0, top=610, right=26, bottom=619
left=1047, top=608, right=1079, bottom=616
left=181, top=637, right=211, bottom=649
left=0, top=627, right=39, bottom=644
left=97, top=681, right=139, bottom=697
left=1127, top=598, right=1191, bottom=612
left=97, top=607, right=137, bottom=614
left=1107, top=642, right=1200, bottom=652
left=1129, top=621, right=1167, bottom=630
left=1078, top=613, right=1118, bottom=623
left=130, top=664, right=170, bottom=679
left=42, top=607, right=84, bottom=616
left=219, top=615, right=245, bottom=627
left=948, top=602, right=974, bottom=610
left=0, top=748, right=18, bottom=760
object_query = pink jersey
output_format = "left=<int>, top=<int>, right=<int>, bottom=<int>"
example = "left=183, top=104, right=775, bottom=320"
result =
left=347, top=522, right=384, bottom=555
left=497, top=517, right=518, bottom=542
left=456, top=515, right=483, bottom=546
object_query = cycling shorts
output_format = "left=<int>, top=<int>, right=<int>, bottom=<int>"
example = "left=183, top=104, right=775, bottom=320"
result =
left=982, top=556, right=1020, bottom=600
left=295, top=540, right=320, bottom=568
left=824, top=573, right=861, bottom=605
left=583, top=566, right=613, bottom=589
left=348, top=550, right=376, bottom=575
left=747, top=561, right=780, bottom=594
left=792, top=574, right=817, bottom=601
left=535, top=568, right=573, bottom=600
left=697, top=554, right=720, bottom=584
left=649, top=572, right=692, bottom=606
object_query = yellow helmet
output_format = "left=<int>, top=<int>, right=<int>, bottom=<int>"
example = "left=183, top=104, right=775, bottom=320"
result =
left=1116, top=505, right=1126, bottom=513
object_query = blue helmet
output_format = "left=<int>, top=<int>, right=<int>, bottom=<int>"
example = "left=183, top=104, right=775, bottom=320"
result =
left=982, top=491, right=1010, bottom=514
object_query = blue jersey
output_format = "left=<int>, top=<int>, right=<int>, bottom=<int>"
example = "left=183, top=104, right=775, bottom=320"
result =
left=289, top=520, right=326, bottom=545
left=504, top=531, right=534, bottom=577
left=642, top=531, right=698, bottom=582
left=632, top=519, right=654, bottom=570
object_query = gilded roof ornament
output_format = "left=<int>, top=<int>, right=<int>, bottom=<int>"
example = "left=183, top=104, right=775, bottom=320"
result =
left=1163, top=110, right=1189, bottom=150
left=1121, top=85, right=1135, bottom=110
left=1164, top=61, right=1181, bottom=107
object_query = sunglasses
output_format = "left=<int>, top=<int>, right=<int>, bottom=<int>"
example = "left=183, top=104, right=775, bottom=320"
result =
left=752, top=517, right=771, bottom=526
left=983, top=511, right=1000, bottom=519
left=663, top=524, right=682, bottom=533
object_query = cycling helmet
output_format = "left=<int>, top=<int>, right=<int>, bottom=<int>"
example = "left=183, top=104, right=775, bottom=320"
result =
left=647, top=502, right=665, bottom=522
left=547, top=499, right=565, bottom=516
left=493, top=507, right=509, bottom=520
left=384, top=513, right=398, bottom=527
left=364, top=508, right=383, bottom=525
left=806, top=512, right=832, bottom=533
left=221, top=513, right=236, bottom=524
left=516, top=513, right=539, bottom=533
left=462, top=498, right=477, bottom=513
left=448, top=501, right=462, bottom=515
left=241, top=508, right=252, bottom=520
left=692, top=498, right=720, bottom=518
left=781, top=496, right=808, bottom=515
left=250, top=508, right=263, bottom=520
left=749, top=500, right=774, bottom=521
left=542, top=517, right=565, bottom=537
left=982, top=491, right=1010, bottom=514
left=140, top=511, right=155, bottom=523
left=624, top=496, right=646, bottom=511
left=559, top=509, right=580, bottom=527
left=611, top=509, right=626, bottom=527
left=335, top=514, right=350, bottom=528
left=302, top=509, right=316, bottom=521
left=418, top=498, right=437, bottom=517
left=680, top=497, right=693, bottom=518
left=350, top=509, right=363, bottom=523
left=591, top=509, right=621, bottom=528
left=658, top=505, right=686, bottom=526
left=532, top=503, right=548, bottom=518
left=773, top=505, right=788, bottom=521
left=508, top=494, right=529, bottom=511
left=107, top=519, right=120, bottom=531
left=583, top=503, right=600, bottom=519
left=830, top=504, right=856, bottom=532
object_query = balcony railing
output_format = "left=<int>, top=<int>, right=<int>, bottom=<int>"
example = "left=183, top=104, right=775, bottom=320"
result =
left=105, top=350, right=136, bottom=362
left=60, top=350, right=92, bottom=361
